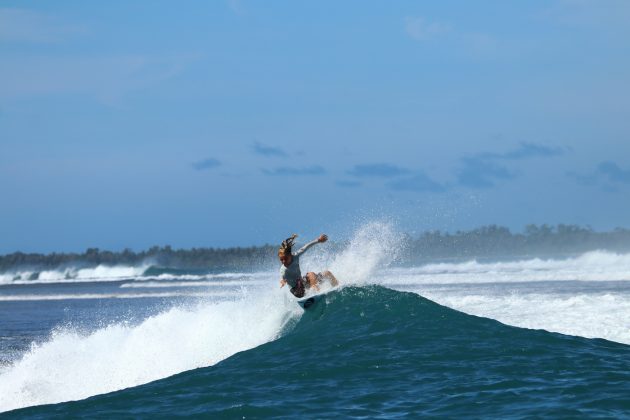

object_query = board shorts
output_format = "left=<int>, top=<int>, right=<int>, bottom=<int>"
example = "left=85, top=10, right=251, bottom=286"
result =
left=290, top=278, right=306, bottom=298
left=290, top=273, right=323, bottom=298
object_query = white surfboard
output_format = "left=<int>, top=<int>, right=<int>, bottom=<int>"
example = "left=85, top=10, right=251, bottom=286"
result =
left=296, top=287, right=338, bottom=309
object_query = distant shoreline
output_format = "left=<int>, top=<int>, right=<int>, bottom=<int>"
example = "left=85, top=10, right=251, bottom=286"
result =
left=2, top=224, right=630, bottom=272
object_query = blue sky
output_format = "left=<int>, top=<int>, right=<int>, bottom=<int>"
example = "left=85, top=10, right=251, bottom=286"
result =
left=1, top=0, right=630, bottom=253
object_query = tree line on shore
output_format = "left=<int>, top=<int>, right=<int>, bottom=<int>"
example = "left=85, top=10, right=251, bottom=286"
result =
left=400, top=224, right=630, bottom=264
left=2, top=224, right=630, bottom=272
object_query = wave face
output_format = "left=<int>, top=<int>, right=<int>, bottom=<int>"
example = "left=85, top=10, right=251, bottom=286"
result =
left=7, top=286, right=630, bottom=418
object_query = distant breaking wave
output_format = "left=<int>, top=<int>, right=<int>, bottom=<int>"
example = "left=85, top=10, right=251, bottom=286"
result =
left=0, top=264, right=150, bottom=285
left=5, top=249, right=630, bottom=286
left=0, top=264, right=270, bottom=285
left=384, top=250, right=630, bottom=284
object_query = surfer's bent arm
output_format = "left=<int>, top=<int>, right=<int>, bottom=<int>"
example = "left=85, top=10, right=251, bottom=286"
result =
left=280, top=278, right=286, bottom=288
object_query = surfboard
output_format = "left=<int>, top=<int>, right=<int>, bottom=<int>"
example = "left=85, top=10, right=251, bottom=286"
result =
left=296, top=288, right=338, bottom=309
left=296, top=294, right=320, bottom=309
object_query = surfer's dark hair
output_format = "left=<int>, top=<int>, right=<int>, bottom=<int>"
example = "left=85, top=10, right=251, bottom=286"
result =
left=279, top=234, right=298, bottom=255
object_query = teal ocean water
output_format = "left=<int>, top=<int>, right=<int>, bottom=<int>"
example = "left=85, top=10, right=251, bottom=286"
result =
left=1, top=225, right=630, bottom=417
left=5, top=286, right=630, bottom=418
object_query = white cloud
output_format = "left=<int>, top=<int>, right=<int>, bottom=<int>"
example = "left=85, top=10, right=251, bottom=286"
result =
left=404, top=16, right=451, bottom=41
left=405, top=16, right=498, bottom=57
left=0, top=8, right=86, bottom=44
left=227, top=0, right=246, bottom=15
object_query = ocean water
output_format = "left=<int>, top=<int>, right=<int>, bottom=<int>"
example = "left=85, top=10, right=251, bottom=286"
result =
left=1, top=224, right=629, bottom=417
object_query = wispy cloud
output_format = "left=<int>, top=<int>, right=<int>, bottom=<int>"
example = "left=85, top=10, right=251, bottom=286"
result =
left=227, top=0, right=246, bottom=15
left=405, top=15, right=500, bottom=58
left=457, top=158, right=514, bottom=189
left=192, top=158, right=221, bottom=171
left=387, top=173, right=445, bottom=193
left=336, top=180, right=362, bottom=188
left=0, top=8, right=87, bottom=44
left=567, top=171, right=598, bottom=187
left=597, top=161, right=630, bottom=184
left=347, top=163, right=410, bottom=178
left=262, top=166, right=326, bottom=176
left=463, top=32, right=499, bottom=56
left=481, top=142, right=565, bottom=160
left=457, top=142, right=563, bottom=189
left=404, top=17, right=451, bottom=41
left=567, top=160, right=630, bottom=192
left=252, top=141, right=287, bottom=157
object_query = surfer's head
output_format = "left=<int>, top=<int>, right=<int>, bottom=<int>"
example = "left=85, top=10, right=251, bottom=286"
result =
left=278, top=234, right=297, bottom=265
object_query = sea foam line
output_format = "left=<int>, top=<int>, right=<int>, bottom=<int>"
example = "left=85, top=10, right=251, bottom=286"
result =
left=119, top=279, right=268, bottom=289
left=0, top=291, right=243, bottom=302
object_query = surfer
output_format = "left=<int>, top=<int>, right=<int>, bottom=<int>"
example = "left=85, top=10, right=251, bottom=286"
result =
left=278, top=234, right=338, bottom=298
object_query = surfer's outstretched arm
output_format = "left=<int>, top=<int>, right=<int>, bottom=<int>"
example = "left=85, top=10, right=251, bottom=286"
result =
left=295, top=234, right=328, bottom=257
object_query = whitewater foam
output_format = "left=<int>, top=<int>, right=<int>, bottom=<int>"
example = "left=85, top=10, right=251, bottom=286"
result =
left=0, top=288, right=298, bottom=413
left=0, top=267, right=274, bottom=286
left=328, top=221, right=399, bottom=285
left=377, top=250, right=630, bottom=345
left=383, top=250, right=630, bottom=284
left=421, top=291, right=630, bottom=345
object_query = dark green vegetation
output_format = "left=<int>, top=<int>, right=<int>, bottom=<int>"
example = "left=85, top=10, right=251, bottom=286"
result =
left=402, top=224, right=630, bottom=264
left=0, top=245, right=277, bottom=272
left=9, top=287, right=630, bottom=418
left=2, top=224, right=630, bottom=272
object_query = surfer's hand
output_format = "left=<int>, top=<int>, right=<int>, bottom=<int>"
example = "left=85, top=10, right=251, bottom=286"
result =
left=318, top=234, right=328, bottom=243
left=280, top=279, right=286, bottom=288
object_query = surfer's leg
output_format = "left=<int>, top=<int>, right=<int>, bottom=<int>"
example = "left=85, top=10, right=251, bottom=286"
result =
left=305, top=272, right=320, bottom=291
left=321, top=270, right=339, bottom=286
